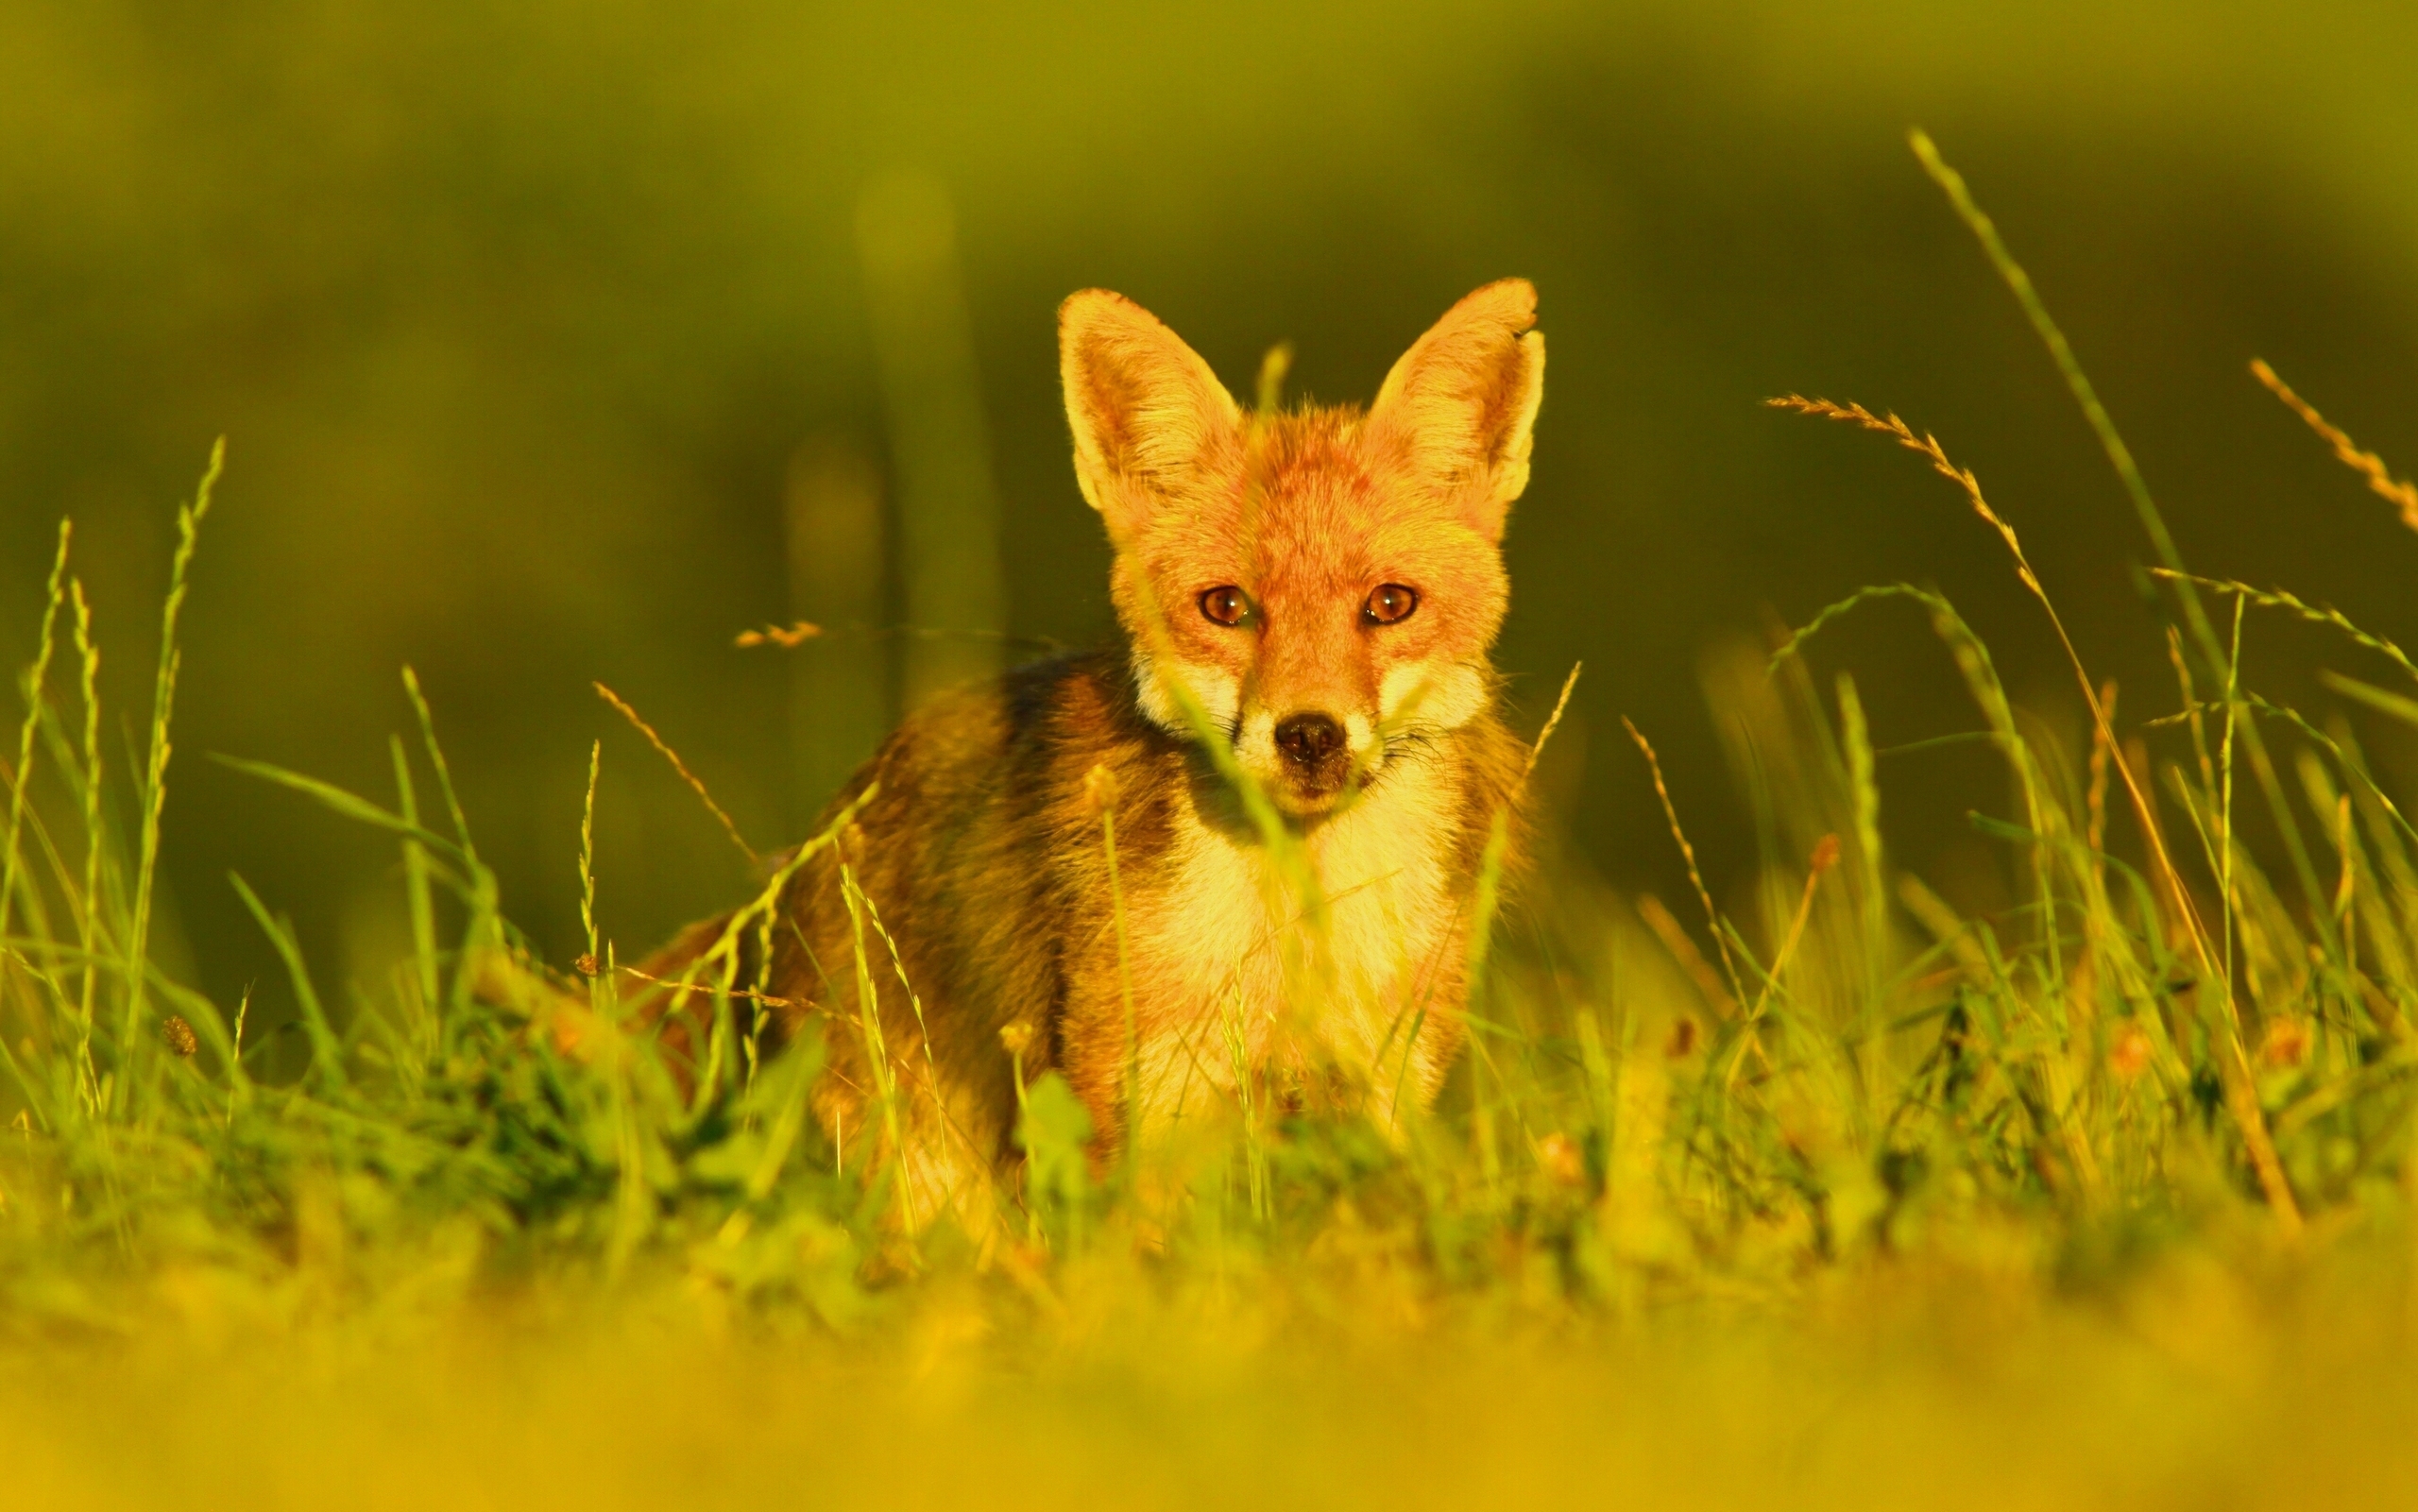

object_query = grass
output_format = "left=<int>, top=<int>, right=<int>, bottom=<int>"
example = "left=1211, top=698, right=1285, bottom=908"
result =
left=8, top=133, right=2418, bottom=1506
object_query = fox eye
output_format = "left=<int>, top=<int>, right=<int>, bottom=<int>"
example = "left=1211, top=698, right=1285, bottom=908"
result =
left=1363, top=584, right=1419, bottom=626
left=1199, top=586, right=1250, bottom=627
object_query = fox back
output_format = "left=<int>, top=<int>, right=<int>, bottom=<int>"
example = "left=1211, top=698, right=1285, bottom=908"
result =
left=637, top=280, right=1545, bottom=1216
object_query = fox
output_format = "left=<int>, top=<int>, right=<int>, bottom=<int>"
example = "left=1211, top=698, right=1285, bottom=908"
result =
left=626, top=279, right=1545, bottom=1215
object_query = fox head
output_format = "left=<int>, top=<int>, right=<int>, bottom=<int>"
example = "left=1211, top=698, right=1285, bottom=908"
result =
left=1059, top=280, right=1543, bottom=818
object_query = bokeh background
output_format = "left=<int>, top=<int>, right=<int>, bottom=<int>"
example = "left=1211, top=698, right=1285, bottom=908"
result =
left=4, top=0, right=2415, bottom=1024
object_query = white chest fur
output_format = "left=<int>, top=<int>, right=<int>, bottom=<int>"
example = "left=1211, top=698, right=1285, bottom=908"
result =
left=1125, top=755, right=1467, bottom=1121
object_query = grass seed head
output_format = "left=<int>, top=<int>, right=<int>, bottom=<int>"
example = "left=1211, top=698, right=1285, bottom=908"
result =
left=2260, top=1017, right=2312, bottom=1069
left=2110, top=1024, right=2154, bottom=1081
left=1535, top=1131, right=1585, bottom=1188
left=1081, top=762, right=1119, bottom=820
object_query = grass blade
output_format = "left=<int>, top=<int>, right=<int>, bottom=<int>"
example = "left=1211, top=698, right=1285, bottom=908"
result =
left=229, top=872, right=348, bottom=1095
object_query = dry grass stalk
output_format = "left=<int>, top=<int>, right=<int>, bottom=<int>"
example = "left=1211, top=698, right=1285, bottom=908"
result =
left=734, top=621, right=822, bottom=649
left=1635, top=892, right=1737, bottom=1020
left=1749, top=834, right=1840, bottom=1026
left=1767, top=395, right=2041, bottom=593
left=2086, top=679, right=2119, bottom=861
left=1622, top=716, right=1745, bottom=1007
left=1522, top=662, right=1584, bottom=785
left=593, top=680, right=758, bottom=863
left=2251, top=359, right=2418, bottom=536
left=616, top=963, right=804, bottom=1010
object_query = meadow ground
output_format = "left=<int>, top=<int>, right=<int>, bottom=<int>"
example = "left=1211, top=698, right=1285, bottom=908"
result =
left=8, top=140, right=2418, bottom=1508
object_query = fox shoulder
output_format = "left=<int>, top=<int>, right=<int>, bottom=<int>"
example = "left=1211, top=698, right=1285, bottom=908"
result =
left=819, top=651, right=1187, bottom=887
left=1444, top=688, right=1539, bottom=890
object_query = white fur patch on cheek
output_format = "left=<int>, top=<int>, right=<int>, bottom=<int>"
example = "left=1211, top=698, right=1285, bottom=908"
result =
left=1344, top=713, right=1376, bottom=759
left=1133, top=649, right=1240, bottom=738
left=1235, top=707, right=1277, bottom=768
left=1379, top=660, right=1486, bottom=731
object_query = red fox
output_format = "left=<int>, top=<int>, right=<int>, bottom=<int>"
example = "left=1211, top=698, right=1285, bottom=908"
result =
left=631, top=280, right=1544, bottom=1214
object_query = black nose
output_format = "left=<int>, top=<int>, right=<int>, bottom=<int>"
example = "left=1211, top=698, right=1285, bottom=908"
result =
left=1274, top=712, right=1345, bottom=770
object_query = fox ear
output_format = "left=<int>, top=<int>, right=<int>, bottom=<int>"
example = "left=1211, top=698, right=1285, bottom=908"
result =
left=1060, top=289, right=1241, bottom=542
left=1368, top=280, right=1544, bottom=542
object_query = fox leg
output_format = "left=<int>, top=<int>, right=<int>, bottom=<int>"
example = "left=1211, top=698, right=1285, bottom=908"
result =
left=1053, top=980, right=1132, bottom=1164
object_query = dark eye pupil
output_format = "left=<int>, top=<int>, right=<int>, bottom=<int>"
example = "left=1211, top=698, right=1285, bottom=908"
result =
left=1200, top=587, right=1245, bottom=625
left=1368, top=585, right=1417, bottom=623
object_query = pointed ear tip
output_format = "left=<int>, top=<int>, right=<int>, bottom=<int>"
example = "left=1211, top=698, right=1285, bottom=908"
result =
left=1468, top=278, right=1538, bottom=323
left=1058, top=287, right=1134, bottom=331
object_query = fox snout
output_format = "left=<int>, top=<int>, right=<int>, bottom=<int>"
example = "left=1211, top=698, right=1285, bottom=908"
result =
left=1257, top=706, right=1356, bottom=811
left=1274, top=711, right=1344, bottom=771
left=1231, top=643, right=1454, bottom=814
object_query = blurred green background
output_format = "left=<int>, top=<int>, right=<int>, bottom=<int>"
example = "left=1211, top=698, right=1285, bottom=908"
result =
left=4, top=0, right=2415, bottom=1025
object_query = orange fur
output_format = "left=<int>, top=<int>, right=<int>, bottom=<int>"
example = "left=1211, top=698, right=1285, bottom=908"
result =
left=632, top=282, right=1545, bottom=1221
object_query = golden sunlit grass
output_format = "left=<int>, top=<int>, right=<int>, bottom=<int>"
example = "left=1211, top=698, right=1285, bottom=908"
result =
left=6, top=134, right=2418, bottom=1507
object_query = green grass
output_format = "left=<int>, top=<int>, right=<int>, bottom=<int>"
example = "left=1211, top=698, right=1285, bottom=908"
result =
left=9, top=135, right=2418, bottom=1507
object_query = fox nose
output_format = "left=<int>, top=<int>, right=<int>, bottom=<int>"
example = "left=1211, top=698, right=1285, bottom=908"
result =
left=1274, top=712, right=1345, bottom=770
